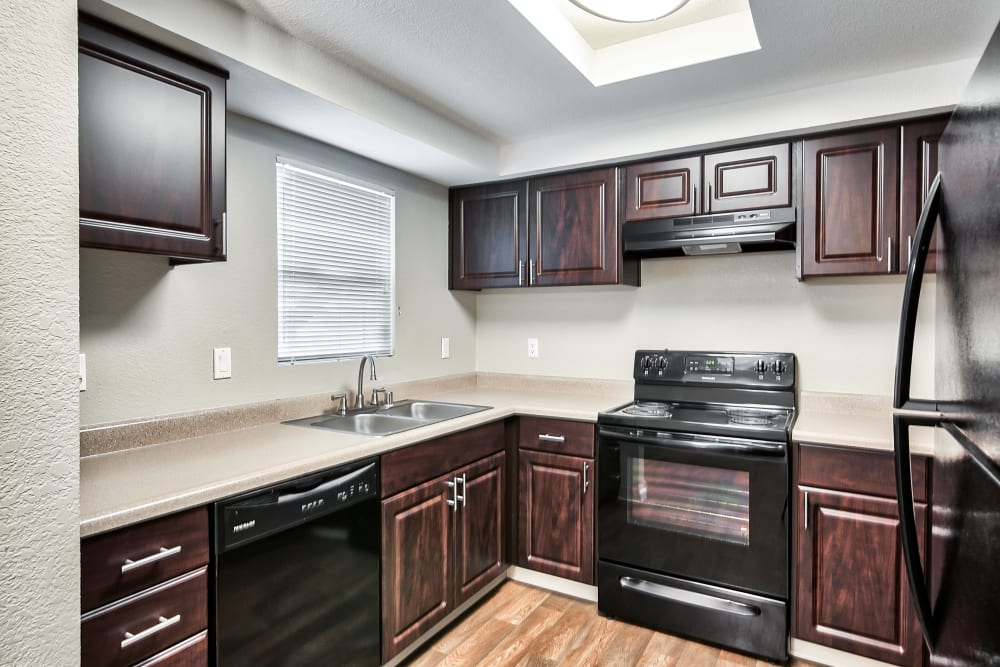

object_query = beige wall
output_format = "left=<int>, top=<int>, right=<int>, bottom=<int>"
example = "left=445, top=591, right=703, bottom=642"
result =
left=0, top=0, right=81, bottom=662
left=80, top=114, right=476, bottom=426
left=475, top=252, right=936, bottom=398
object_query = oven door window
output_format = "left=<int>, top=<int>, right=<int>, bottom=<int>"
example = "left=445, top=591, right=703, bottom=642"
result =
left=628, top=454, right=750, bottom=545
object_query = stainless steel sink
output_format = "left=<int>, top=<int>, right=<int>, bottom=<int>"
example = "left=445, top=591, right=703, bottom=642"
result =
left=381, top=401, right=488, bottom=421
left=283, top=400, right=491, bottom=437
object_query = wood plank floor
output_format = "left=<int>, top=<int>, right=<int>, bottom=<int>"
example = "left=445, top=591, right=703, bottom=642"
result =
left=402, top=582, right=817, bottom=667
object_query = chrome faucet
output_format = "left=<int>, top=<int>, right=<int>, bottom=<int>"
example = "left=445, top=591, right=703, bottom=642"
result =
left=355, top=355, right=377, bottom=409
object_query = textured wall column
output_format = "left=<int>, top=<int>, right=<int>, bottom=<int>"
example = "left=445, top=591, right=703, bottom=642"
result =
left=0, top=1, right=81, bottom=664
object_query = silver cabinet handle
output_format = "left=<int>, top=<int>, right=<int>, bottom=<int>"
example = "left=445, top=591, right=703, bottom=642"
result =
left=691, top=182, right=697, bottom=213
left=907, top=234, right=913, bottom=267
left=538, top=434, right=565, bottom=443
left=445, top=478, right=457, bottom=511
left=518, top=260, right=525, bottom=286
left=121, top=546, right=182, bottom=574
left=583, top=462, right=590, bottom=495
left=528, top=259, right=535, bottom=286
left=888, top=236, right=894, bottom=273
left=803, top=491, right=810, bottom=531
left=121, top=614, right=180, bottom=649
left=458, top=473, right=467, bottom=508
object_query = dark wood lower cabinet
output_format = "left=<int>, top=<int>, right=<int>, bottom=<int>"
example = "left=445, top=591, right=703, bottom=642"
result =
left=381, top=449, right=506, bottom=661
left=381, top=471, right=454, bottom=661
left=517, top=449, right=594, bottom=584
left=794, top=444, right=929, bottom=667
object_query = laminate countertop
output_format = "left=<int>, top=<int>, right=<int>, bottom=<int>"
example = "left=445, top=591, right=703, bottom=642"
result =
left=80, top=383, right=928, bottom=538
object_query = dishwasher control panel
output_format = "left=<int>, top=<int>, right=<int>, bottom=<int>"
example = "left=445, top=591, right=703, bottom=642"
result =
left=215, top=458, right=379, bottom=552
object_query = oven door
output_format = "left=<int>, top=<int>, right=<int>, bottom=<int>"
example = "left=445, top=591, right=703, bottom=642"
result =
left=597, top=425, right=788, bottom=598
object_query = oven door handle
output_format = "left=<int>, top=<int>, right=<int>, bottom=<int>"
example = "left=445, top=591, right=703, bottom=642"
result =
left=620, top=577, right=761, bottom=617
left=598, top=427, right=786, bottom=456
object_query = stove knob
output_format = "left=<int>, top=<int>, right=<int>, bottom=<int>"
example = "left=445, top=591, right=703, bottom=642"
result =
left=657, top=357, right=668, bottom=371
left=640, top=355, right=653, bottom=371
left=771, top=360, right=787, bottom=374
left=754, top=360, right=768, bottom=374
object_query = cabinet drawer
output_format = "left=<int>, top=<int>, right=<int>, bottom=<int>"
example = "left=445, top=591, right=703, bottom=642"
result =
left=82, top=568, right=208, bottom=667
left=82, top=507, right=209, bottom=612
left=797, top=443, right=929, bottom=502
left=134, top=631, right=207, bottom=667
left=519, top=417, right=594, bottom=457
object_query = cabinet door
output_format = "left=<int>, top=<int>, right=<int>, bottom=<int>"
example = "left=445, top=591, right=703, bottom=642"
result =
left=529, top=168, right=619, bottom=287
left=381, top=474, right=454, bottom=661
left=703, top=143, right=791, bottom=213
left=623, top=156, right=701, bottom=221
left=78, top=18, right=227, bottom=261
left=518, top=449, right=594, bottom=584
left=801, top=127, right=900, bottom=276
left=450, top=181, right=528, bottom=289
left=454, top=452, right=506, bottom=606
left=795, top=487, right=926, bottom=667
left=900, top=117, right=948, bottom=274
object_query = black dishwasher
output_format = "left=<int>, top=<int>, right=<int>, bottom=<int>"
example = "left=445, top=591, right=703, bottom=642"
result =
left=213, top=458, right=380, bottom=666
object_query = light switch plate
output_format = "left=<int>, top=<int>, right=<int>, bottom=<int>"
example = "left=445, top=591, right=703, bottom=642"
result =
left=527, top=338, right=539, bottom=359
left=79, top=353, right=86, bottom=391
left=213, top=347, right=232, bottom=380
left=441, top=337, right=450, bottom=359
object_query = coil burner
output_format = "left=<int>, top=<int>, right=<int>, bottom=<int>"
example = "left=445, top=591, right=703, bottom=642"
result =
left=622, top=401, right=673, bottom=417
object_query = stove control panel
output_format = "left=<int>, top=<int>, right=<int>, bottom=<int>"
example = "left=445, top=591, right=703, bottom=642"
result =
left=634, top=350, right=795, bottom=389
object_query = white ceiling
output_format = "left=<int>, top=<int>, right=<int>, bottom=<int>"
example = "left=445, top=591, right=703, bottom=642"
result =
left=223, top=0, right=999, bottom=142
left=87, top=0, right=1000, bottom=185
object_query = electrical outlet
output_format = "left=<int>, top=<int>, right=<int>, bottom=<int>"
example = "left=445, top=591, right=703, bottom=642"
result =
left=527, top=338, right=539, bottom=359
left=79, top=354, right=86, bottom=391
left=213, top=347, right=232, bottom=380
left=441, top=337, right=450, bottom=359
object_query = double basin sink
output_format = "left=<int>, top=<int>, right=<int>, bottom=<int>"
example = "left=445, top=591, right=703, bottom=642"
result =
left=284, top=400, right=491, bottom=437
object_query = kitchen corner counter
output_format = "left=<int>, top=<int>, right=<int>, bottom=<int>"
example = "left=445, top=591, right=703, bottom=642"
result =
left=793, top=391, right=936, bottom=456
left=80, top=382, right=632, bottom=538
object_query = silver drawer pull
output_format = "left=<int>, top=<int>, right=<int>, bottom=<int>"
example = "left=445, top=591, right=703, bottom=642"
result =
left=538, top=434, right=565, bottom=443
left=121, top=614, right=180, bottom=649
left=121, top=545, right=182, bottom=574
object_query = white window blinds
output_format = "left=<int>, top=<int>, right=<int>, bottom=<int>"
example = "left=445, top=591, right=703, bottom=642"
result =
left=276, top=158, right=395, bottom=364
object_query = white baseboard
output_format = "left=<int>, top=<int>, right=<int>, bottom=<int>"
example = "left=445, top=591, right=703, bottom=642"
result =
left=790, top=638, right=899, bottom=667
left=506, top=565, right=598, bottom=602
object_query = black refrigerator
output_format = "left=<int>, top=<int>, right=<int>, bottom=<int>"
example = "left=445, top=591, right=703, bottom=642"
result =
left=893, top=16, right=1000, bottom=667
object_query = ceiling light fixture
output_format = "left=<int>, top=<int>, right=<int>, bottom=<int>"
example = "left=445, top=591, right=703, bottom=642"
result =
left=567, top=0, right=691, bottom=23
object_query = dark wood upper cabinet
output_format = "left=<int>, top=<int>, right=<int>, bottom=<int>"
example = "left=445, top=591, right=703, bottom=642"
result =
left=794, top=444, right=929, bottom=667
left=529, top=168, right=621, bottom=287
left=450, top=168, right=637, bottom=290
left=450, top=180, right=527, bottom=289
left=703, top=143, right=792, bottom=213
left=78, top=16, right=227, bottom=262
left=801, top=127, right=900, bottom=277
left=623, top=143, right=790, bottom=222
left=623, top=156, right=701, bottom=221
left=900, top=116, right=948, bottom=273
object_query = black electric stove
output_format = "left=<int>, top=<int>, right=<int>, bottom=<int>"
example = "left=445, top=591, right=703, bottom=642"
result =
left=597, top=349, right=797, bottom=662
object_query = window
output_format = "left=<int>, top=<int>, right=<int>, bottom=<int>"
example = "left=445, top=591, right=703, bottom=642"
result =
left=276, top=157, right=395, bottom=364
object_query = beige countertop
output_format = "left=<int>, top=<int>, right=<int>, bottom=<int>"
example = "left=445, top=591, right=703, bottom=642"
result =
left=80, top=385, right=632, bottom=537
left=81, top=379, right=932, bottom=538
left=793, top=391, right=936, bottom=455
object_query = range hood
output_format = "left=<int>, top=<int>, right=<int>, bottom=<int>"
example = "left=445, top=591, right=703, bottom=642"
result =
left=622, top=207, right=797, bottom=257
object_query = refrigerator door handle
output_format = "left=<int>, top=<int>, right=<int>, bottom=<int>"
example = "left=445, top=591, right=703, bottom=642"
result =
left=893, top=413, right=937, bottom=651
left=893, top=172, right=943, bottom=411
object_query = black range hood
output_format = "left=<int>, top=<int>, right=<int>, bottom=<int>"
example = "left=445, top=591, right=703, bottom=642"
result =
left=622, top=207, right=797, bottom=257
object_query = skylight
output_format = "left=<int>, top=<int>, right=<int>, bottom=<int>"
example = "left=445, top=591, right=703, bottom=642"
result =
left=506, top=0, right=761, bottom=86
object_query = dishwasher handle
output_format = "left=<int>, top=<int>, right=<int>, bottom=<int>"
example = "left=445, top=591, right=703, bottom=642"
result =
left=216, top=458, right=379, bottom=553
